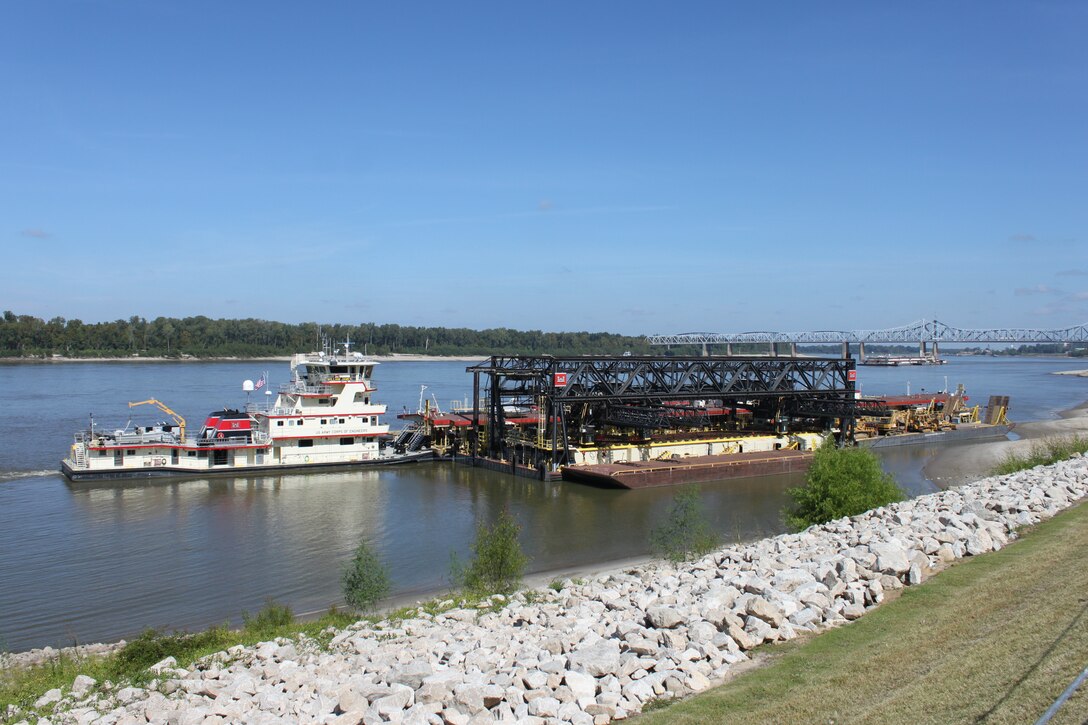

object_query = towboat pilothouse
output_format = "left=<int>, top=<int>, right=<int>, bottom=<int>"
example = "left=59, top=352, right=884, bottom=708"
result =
left=61, top=341, right=433, bottom=481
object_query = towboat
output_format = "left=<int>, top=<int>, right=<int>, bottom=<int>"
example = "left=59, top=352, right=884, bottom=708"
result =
left=61, top=341, right=433, bottom=481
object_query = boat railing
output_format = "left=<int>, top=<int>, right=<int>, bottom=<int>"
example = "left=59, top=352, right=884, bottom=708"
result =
left=245, top=404, right=302, bottom=416
left=74, top=429, right=273, bottom=448
left=194, top=431, right=273, bottom=447
left=276, top=378, right=356, bottom=396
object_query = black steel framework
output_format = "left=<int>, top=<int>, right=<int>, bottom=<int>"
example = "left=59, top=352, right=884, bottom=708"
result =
left=467, top=355, right=857, bottom=471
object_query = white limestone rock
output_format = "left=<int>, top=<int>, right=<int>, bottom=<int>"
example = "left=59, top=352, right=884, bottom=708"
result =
left=568, top=639, right=621, bottom=677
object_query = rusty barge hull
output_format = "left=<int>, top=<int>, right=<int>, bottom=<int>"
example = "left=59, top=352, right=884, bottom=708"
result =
left=561, top=449, right=815, bottom=489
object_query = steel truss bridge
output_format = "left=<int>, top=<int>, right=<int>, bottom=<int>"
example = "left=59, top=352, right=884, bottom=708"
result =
left=648, top=319, right=1088, bottom=346
left=466, top=355, right=857, bottom=469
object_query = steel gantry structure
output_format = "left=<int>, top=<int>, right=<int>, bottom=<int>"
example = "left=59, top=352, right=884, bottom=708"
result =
left=467, top=355, right=857, bottom=471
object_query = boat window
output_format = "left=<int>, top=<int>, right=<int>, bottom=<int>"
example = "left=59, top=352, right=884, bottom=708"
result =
left=277, top=420, right=284, bottom=427
left=298, top=419, right=304, bottom=426
left=320, top=419, right=327, bottom=425
left=98, top=450, right=108, bottom=457
left=127, top=450, right=136, bottom=455
left=353, top=392, right=365, bottom=403
left=339, top=418, right=346, bottom=424
left=363, top=366, right=372, bottom=377
left=365, top=396, right=370, bottom=404
left=340, top=437, right=354, bottom=445
left=298, top=439, right=314, bottom=448
left=187, top=451, right=196, bottom=457
left=319, top=398, right=330, bottom=405
left=370, top=416, right=377, bottom=425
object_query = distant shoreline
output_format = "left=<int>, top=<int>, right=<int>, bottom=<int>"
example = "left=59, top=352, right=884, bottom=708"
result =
left=0, top=354, right=489, bottom=364
left=3, top=354, right=1084, bottom=366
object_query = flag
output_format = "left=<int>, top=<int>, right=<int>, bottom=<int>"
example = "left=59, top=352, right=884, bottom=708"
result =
left=254, top=374, right=266, bottom=390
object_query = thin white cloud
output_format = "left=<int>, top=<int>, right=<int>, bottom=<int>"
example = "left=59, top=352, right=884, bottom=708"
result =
left=385, top=205, right=677, bottom=228
left=21, top=228, right=51, bottom=239
left=1014, top=284, right=1059, bottom=296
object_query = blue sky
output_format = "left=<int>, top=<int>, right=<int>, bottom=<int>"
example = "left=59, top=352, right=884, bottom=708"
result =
left=2, top=2, right=1086, bottom=336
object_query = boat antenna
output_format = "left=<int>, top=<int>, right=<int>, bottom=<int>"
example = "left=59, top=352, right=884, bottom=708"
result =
left=418, top=385, right=428, bottom=414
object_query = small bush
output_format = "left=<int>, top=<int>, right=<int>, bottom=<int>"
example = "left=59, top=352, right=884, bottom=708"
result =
left=342, top=540, right=392, bottom=612
left=455, top=509, right=529, bottom=597
left=242, top=600, right=294, bottom=635
left=112, top=626, right=228, bottom=677
left=785, top=438, right=905, bottom=531
left=650, top=484, right=721, bottom=563
left=990, top=434, right=1088, bottom=476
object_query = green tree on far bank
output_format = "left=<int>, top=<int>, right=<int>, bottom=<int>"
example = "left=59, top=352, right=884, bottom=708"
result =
left=784, top=439, right=905, bottom=531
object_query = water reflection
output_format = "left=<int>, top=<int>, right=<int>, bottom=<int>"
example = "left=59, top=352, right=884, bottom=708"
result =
left=3, top=462, right=803, bottom=651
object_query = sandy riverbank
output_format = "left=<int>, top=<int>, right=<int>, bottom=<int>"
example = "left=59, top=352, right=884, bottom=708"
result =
left=924, top=400, right=1088, bottom=487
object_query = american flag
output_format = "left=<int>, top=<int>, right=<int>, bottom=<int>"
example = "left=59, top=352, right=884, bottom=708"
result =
left=254, top=374, right=266, bottom=390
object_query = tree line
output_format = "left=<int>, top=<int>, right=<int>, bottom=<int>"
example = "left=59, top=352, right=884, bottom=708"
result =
left=11, top=311, right=1076, bottom=359
left=0, top=311, right=657, bottom=358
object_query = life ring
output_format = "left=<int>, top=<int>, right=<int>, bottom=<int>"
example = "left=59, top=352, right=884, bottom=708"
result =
left=304, top=455, right=311, bottom=463
left=216, top=432, right=224, bottom=439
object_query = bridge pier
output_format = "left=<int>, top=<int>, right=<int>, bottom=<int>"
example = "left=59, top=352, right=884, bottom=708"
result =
left=859, top=342, right=866, bottom=362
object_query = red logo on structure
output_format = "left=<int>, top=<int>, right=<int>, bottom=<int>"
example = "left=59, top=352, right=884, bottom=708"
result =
left=847, top=370, right=857, bottom=381
left=554, top=372, right=568, bottom=387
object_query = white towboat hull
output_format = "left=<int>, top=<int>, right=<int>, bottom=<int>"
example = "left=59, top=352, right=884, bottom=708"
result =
left=61, top=449, right=434, bottom=482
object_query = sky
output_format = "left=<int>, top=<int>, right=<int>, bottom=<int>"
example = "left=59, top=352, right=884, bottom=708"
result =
left=2, top=2, right=1086, bottom=337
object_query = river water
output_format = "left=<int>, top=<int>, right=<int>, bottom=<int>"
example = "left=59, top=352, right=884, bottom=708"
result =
left=1, top=356, right=1086, bottom=651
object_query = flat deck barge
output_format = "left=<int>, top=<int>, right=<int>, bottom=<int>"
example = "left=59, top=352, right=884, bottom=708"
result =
left=561, top=449, right=815, bottom=489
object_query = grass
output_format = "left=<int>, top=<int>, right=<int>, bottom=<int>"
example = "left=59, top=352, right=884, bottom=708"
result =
left=0, top=602, right=357, bottom=719
left=991, top=434, right=1088, bottom=476
left=632, top=499, right=1088, bottom=725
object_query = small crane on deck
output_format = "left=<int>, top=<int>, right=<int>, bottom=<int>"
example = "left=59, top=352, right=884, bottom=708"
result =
left=128, top=399, right=187, bottom=442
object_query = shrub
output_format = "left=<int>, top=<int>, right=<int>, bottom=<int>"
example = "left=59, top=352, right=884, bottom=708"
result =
left=455, top=509, right=529, bottom=597
left=111, top=627, right=228, bottom=677
left=650, top=484, right=721, bottom=563
left=241, top=600, right=294, bottom=635
left=342, top=540, right=392, bottom=612
left=784, top=438, right=905, bottom=531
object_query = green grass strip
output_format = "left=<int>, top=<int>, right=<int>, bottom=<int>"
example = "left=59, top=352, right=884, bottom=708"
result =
left=634, top=499, right=1088, bottom=725
left=991, top=434, right=1088, bottom=476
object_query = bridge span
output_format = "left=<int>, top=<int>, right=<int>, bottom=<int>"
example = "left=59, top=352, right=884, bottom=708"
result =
left=647, top=319, right=1088, bottom=359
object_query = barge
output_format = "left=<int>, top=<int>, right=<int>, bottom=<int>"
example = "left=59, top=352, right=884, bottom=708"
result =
left=855, top=387, right=1011, bottom=448
left=561, top=448, right=815, bottom=489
